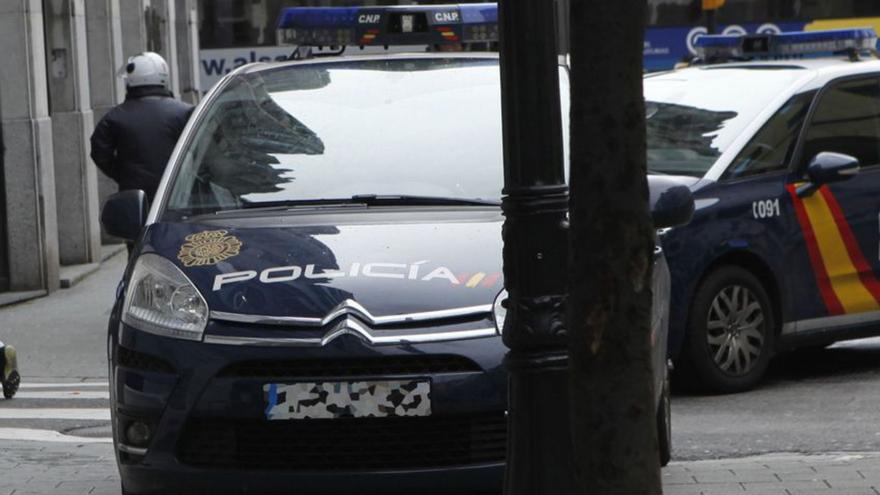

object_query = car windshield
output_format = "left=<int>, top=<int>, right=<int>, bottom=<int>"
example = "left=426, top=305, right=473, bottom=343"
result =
left=165, top=58, right=570, bottom=217
left=644, top=67, right=809, bottom=177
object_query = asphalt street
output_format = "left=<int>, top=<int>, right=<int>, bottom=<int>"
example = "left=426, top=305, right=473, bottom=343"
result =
left=673, top=338, right=880, bottom=460
left=4, top=254, right=880, bottom=493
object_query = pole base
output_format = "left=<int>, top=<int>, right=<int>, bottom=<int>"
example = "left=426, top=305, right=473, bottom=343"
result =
left=504, top=350, right=575, bottom=495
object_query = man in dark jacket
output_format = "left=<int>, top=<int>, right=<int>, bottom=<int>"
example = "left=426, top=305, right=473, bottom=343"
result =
left=91, top=52, right=193, bottom=203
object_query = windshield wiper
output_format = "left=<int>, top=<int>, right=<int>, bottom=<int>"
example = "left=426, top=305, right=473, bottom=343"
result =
left=212, top=195, right=499, bottom=215
left=349, top=194, right=500, bottom=207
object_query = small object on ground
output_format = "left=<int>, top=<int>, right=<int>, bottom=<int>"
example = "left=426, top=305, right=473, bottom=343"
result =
left=0, top=341, right=20, bottom=399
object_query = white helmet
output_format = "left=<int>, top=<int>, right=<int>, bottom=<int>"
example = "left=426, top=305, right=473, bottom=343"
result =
left=119, top=52, right=169, bottom=88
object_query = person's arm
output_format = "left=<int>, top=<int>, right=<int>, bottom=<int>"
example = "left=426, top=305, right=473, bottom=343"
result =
left=90, top=113, right=120, bottom=182
left=175, top=104, right=196, bottom=138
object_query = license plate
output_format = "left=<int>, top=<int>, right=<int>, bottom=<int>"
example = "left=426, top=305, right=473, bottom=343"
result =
left=263, top=380, right=431, bottom=420
left=401, top=14, right=415, bottom=33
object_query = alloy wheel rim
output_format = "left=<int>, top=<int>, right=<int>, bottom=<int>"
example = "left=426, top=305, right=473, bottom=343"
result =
left=706, top=285, right=765, bottom=376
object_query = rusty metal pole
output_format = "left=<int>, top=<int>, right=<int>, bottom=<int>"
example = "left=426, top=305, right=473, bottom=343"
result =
left=498, top=1, right=573, bottom=494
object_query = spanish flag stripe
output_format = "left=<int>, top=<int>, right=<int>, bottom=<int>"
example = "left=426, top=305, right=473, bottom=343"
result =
left=819, top=186, right=880, bottom=302
left=798, top=187, right=879, bottom=313
left=481, top=273, right=501, bottom=288
left=786, top=185, right=845, bottom=315
left=466, top=273, right=486, bottom=288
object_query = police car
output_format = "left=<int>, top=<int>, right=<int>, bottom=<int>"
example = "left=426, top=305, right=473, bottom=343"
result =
left=649, top=27, right=880, bottom=392
left=101, top=4, right=691, bottom=494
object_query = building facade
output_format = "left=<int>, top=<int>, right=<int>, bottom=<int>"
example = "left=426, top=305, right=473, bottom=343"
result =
left=0, top=0, right=200, bottom=297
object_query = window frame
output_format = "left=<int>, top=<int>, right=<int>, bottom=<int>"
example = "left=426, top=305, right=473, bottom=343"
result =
left=719, top=90, right=817, bottom=183
left=788, top=73, right=880, bottom=181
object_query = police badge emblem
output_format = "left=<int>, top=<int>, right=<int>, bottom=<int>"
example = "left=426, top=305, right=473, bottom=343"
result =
left=177, top=230, right=243, bottom=267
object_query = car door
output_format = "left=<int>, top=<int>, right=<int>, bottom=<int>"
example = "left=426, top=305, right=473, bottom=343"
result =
left=787, top=76, right=880, bottom=326
left=719, top=91, right=815, bottom=300
left=683, top=91, right=813, bottom=384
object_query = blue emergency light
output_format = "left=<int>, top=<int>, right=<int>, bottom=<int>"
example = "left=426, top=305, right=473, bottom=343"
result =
left=276, top=3, right=498, bottom=48
left=694, top=28, right=878, bottom=62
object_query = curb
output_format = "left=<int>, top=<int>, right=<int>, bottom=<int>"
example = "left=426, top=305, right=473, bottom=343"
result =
left=669, top=452, right=880, bottom=466
left=0, top=290, right=48, bottom=309
left=59, top=244, right=126, bottom=289
left=59, top=263, right=101, bottom=289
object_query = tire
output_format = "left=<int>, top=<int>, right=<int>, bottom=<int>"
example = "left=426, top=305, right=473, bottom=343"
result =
left=657, top=376, right=672, bottom=467
left=680, top=266, right=776, bottom=393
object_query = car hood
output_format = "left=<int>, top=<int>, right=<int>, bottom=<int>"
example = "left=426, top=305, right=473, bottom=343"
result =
left=142, top=208, right=504, bottom=320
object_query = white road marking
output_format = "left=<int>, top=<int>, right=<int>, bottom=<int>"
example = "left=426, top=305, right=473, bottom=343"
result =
left=0, top=408, right=110, bottom=420
left=0, top=427, right=111, bottom=443
left=18, top=382, right=109, bottom=389
left=12, top=391, right=109, bottom=400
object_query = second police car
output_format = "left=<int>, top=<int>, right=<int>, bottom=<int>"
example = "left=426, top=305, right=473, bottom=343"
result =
left=650, top=28, right=880, bottom=392
left=101, top=4, right=690, bottom=494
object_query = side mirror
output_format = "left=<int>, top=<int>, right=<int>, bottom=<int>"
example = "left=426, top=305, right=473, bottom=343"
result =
left=648, top=177, right=695, bottom=229
left=796, top=152, right=859, bottom=197
left=101, top=190, right=148, bottom=241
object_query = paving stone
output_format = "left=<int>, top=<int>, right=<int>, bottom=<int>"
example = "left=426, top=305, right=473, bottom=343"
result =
left=780, top=471, right=863, bottom=482
left=664, top=484, right=707, bottom=494
left=789, top=489, right=878, bottom=495
left=691, top=482, right=749, bottom=493
left=729, top=471, right=780, bottom=482
left=694, top=471, right=742, bottom=483
left=737, top=488, right=789, bottom=495
left=664, top=471, right=699, bottom=484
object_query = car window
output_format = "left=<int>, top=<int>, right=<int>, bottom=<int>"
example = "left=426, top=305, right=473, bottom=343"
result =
left=164, top=58, right=571, bottom=217
left=722, top=91, right=814, bottom=180
left=800, top=77, right=880, bottom=170
left=644, top=67, right=809, bottom=177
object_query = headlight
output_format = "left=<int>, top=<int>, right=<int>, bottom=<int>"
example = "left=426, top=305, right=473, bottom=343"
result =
left=493, top=289, right=507, bottom=335
left=122, top=253, right=208, bottom=341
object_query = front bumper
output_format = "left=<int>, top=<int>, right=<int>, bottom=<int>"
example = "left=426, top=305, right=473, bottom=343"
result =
left=111, top=323, right=507, bottom=495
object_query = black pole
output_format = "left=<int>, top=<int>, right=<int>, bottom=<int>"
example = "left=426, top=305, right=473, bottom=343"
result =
left=498, top=1, right=573, bottom=494
left=555, top=0, right=571, bottom=55
left=707, top=9, right=717, bottom=34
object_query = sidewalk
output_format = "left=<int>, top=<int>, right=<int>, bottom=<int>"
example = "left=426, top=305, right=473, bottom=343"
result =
left=0, top=252, right=125, bottom=381
left=0, top=444, right=877, bottom=495
left=664, top=453, right=880, bottom=495
left=0, top=444, right=878, bottom=494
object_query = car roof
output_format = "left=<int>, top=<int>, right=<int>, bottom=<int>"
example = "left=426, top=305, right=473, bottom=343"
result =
left=236, top=52, right=501, bottom=75
left=659, top=57, right=880, bottom=92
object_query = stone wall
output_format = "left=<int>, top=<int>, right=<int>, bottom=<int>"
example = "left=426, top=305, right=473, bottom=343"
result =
left=0, top=0, right=200, bottom=293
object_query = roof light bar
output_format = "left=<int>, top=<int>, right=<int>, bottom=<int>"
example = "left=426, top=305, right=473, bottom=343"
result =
left=694, top=28, right=878, bottom=61
left=276, top=3, right=498, bottom=48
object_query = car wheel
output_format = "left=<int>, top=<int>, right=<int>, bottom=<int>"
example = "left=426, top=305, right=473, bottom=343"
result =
left=657, top=375, right=672, bottom=467
left=682, top=266, right=775, bottom=393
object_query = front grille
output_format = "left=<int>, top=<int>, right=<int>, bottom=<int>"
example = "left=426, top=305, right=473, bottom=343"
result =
left=117, top=346, right=175, bottom=374
left=178, top=413, right=507, bottom=470
left=218, top=355, right=482, bottom=378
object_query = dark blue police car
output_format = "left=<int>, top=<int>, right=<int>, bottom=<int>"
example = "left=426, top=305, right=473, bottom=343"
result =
left=649, top=28, right=880, bottom=392
left=100, top=4, right=691, bottom=494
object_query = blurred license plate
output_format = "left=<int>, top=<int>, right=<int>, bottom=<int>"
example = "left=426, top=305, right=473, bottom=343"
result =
left=263, top=379, right=431, bottom=420
left=401, top=14, right=415, bottom=32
